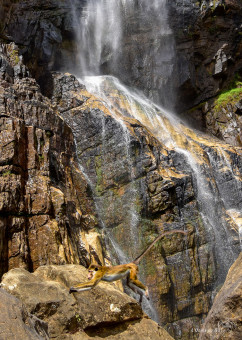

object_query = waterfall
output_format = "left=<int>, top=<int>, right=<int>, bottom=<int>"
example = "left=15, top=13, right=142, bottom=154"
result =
left=80, top=75, right=241, bottom=280
left=71, top=0, right=176, bottom=108
left=68, top=0, right=241, bottom=330
left=72, top=0, right=123, bottom=75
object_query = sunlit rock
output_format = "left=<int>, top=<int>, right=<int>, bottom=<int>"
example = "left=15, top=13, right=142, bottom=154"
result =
left=0, top=44, right=98, bottom=275
left=1, top=265, right=173, bottom=340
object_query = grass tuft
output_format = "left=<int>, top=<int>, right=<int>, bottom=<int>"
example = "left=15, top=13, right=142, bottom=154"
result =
left=214, top=82, right=242, bottom=111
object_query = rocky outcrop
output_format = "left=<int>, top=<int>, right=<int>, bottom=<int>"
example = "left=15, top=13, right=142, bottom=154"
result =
left=1, top=265, right=173, bottom=340
left=0, top=43, right=101, bottom=277
left=184, top=84, right=242, bottom=146
left=0, top=288, right=49, bottom=339
left=198, top=253, right=242, bottom=340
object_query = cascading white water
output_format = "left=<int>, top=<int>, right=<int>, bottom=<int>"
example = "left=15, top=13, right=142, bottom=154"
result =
left=72, top=0, right=123, bottom=75
left=69, top=0, right=241, bottom=329
left=70, top=0, right=175, bottom=320
left=81, top=75, right=180, bottom=146
left=72, top=0, right=176, bottom=107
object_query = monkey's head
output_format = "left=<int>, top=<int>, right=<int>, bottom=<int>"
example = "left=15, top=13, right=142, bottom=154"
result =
left=88, top=263, right=101, bottom=280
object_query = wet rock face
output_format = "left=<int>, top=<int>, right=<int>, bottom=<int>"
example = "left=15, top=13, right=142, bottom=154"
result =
left=1, top=265, right=173, bottom=340
left=0, top=288, right=49, bottom=339
left=50, top=72, right=242, bottom=339
left=0, top=43, right=97, bottom=276
left=199, top=253, right=242, bottom=340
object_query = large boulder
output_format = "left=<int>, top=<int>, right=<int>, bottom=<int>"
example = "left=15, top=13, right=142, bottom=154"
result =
left=1, top=265, right=173, bottom=340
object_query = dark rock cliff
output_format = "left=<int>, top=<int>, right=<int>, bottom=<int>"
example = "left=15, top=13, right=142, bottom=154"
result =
left=170, top=0, right=242, bottom=112
left=0, top=0, right=84, bottom=95
left=0, top=43, right=96, bottom=276
left=170, top=0, right=242, bottom=146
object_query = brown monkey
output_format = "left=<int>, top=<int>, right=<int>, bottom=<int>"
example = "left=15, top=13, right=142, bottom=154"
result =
left=69, top=230, right=187, bottom=303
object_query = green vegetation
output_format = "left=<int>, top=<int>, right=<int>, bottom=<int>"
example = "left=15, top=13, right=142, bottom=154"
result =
left=213, top=74, right=242, bottom=111
left=140, top=218, right=155, bottom=236
left=209, top=25, right=219, bottom=34
left=86, top=158, right=91, bottom=168
left=145, top=260, right=157, bottom=276
left=2, top=170, right=12, bottom=177
left=75, top=314, right=82, bottom=323
left=45, top=130, right=53, bottom=138
left=214, top=87, right=242, bottom=111
left=9, top=48, right=20, bottom=65
left=187, top=101, right=205, bottom=114
left=227, top=73, right=242, bottom=90
left=38, top=154, right=44, bottom=161
left=211, top=0, right=226, bottom=12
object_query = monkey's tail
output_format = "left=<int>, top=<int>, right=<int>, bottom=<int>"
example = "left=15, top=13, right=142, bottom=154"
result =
left=133, top=230, right=187, bottom=265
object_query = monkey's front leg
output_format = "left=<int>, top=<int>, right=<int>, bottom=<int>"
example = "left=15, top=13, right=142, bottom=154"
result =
left=69, top=278, right=100, bottom=293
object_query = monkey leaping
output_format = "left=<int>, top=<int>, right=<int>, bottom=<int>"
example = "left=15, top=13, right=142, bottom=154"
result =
left=69, top=229, right=187, bottom=303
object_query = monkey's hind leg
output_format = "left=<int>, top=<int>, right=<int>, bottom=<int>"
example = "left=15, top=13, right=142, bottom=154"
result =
left=126, top=270, right=149, bottom=304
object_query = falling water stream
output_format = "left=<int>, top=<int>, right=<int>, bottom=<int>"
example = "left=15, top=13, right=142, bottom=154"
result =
left=81, top=75, right=241, bottom=274
left=69, top=0, right=241, bottom=328
left=72, top=0, right=176, bottom=107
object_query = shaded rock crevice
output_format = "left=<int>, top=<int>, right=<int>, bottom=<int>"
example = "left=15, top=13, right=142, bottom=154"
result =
left=170, top=0, right=242, bottom=114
